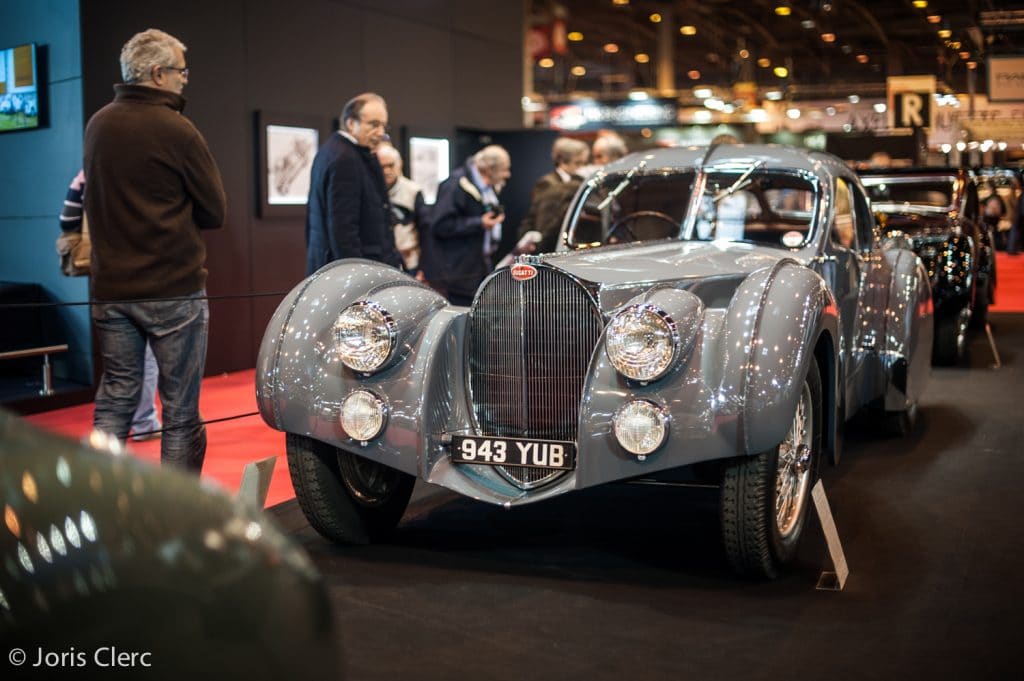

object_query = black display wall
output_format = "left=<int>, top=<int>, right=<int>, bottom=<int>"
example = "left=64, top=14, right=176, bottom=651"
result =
left=80, top=0, right=524, bottom=374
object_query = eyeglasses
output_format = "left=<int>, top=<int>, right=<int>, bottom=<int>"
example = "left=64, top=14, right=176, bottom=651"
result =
left=161, top=65, right=189, bottom=78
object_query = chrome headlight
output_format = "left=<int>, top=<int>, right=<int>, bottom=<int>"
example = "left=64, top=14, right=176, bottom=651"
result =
left=613, top=400, right=670, bottom=457
left=334, top=301, right=397, bottom=373
left=340, top=389, right=388, bottom=443
left=606, top=304, right=679, bottom=382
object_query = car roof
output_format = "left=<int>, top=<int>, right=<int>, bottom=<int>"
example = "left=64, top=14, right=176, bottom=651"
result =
left=602, top=144, right=852, bottom=185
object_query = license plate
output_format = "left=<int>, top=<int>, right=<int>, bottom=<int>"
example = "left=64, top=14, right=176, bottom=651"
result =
left=450, top=435, right=576, bottom=470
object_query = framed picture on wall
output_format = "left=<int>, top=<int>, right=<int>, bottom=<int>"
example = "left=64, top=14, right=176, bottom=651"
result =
left=407, top=136, right=450, bottom=205
left=256, top=111, right=327, bottom=218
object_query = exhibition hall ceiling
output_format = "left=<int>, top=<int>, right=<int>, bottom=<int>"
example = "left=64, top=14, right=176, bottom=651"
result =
left=528, top=0, right=1023, bottom=99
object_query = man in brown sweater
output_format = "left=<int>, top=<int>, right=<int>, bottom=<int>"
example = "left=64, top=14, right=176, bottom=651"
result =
left=84, top=28, right=226, bottom=473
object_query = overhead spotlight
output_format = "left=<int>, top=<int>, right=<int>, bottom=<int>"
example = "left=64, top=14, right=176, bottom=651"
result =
left=774, top=5, right=792, bottom=16
left=856, top=54, right=869, bottom=64
left=688, top=69, right=702, bottom=79
left=848, top=94, right=860, bottom=103
left=786, top=107, right=801, bottom=119
left=825, top=106, right=837, bottom=116
left=841, top=44, right=853, bottom=54
left=571, top=65, right=586, bottom=76
left=927, top=14, right=941, bottom=24
left=693, top=87, right=714, bottom=99
left=757, top=57, right=771, bottom=68
left=956, top=141, right=967, bottom=151
left=967, top=61, right=977, bottom=70
left=773, top=65, right=789, bottom=78
left=959, top=51, right=970, bottom=60
left=940, top=143, right=952, bottom=154
left=801, top=19, right=816, bottom=29
left=629, top=90, right=650, bottom=101
left=567, top=31, right=584, bottom=42
left=603, top=43, right=620, bottom=53
left=635, top=53, right=650, bottom=63
left=749, top=108, right=769, bottom=122
left=913, top=0, right=928, bottom=8
left=765, top=90, right=784, bottom=101
left=612, top=0, right=630, bottom=5
left=821, top=33, right=836, bottom=43
left=649, top=13, right=662, bottom=23
left=998, top=141, right=1007, bottom=151
left=680, top=25, right=697, bottom=36
left=739, top=49, right=750, bottom=59
left=937, top=28, right=952, bottom=38
left=873, top=103, right=887, bottom=113
left=693, top=110, right=713, bottom=124
left=538, top=57, right=554, bottom=68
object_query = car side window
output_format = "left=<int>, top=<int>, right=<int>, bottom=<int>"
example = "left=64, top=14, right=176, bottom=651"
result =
left=963, top=181, right=979, bottom=222
left=850, top=183, right=875, bottom=250
left=832, top=178, right=856, bottom=250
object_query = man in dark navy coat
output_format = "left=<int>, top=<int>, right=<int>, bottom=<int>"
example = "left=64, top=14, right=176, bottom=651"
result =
left=305, top=92, right=401, bottom=275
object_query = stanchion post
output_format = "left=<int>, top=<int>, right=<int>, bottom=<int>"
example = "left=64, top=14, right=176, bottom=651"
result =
left=984, top=322, right=1001, bottom=370
left=238, top=456, right=277, bottom=509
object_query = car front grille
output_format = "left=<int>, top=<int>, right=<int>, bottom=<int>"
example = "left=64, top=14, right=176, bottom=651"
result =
left=468, top=265, right=603, bottom=488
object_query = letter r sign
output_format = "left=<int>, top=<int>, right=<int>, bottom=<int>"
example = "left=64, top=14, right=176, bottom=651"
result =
left=894, top=92, right=931, bottom=129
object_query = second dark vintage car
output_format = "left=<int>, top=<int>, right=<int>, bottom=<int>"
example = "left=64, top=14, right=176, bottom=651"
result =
left=860, top=168, right=996, bottom=364
left=257, top=145, right=933, bottom=579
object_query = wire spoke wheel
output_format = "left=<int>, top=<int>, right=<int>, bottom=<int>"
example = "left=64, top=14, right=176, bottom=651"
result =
left=774, top=383, right=813, bottom=540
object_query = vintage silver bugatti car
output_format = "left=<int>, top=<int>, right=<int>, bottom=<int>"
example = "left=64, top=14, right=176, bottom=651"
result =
left=257, top=145, right=933, bottom=578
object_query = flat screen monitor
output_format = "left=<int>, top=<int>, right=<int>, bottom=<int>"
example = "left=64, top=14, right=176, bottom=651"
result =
left=0, top=43, right=42, bottom=133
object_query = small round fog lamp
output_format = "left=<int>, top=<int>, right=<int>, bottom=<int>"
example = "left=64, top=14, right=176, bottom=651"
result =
left=613, top=400, right=669, bottom=457
left=340, top=389, right=388, bottom=443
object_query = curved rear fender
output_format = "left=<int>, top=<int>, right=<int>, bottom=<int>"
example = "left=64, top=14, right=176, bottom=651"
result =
left=719, top=261, right=837, bottom=456
left=255, top=259, right=444, bottom=434
left=881, top=248, right=933, bottom=409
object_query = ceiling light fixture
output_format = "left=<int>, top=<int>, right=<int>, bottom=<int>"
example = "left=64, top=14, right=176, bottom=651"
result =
left=927, top=14, right=941, bottom=23
left=773, top=65, right=789, bottom=78
left=538, top=57, right=554, bottom=68
left=568, top=31, right=584, bottom=42
left=688, top=69, right=702, bottom=79
left=649, top=13, right=662, bottom=23
left=765, top=90, right=784, bottom=101
left=635, top=53, right=650, bottom=63
left=757, top=57, right=771, bottom=68
left=959, top=51, right=970, bottom=60
left=693, top=87, right=714, bottom=99
left=848, top=94, right=860, bottom=103
left=775, top=5, right=792, bottom=16
left=680, top=25, right=697, bottom=36
left=913, top=0, right=928, bottom=8
left=821, top=33, right=836, bottom=43
left=571, top=65, right=586, bottom=76
left=801, top=19, right=816, bottom=29
left=603, top=43, right=620, bottom=53
left=612, top=0, right=630, bottom=6
left=937, top=28, right=952, bottom=38
left=786, top=107, right=801, bottom=119
left=739, top=49, right=750, bottom=59
left=856, top=54, right=869, bottom=64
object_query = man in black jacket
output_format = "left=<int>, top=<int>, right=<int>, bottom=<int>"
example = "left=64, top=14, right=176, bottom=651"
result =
left=305, top=92, right=401, bottom=274
left=84, top=28, right=226, bottom=473
left=428, top=145, right=511, bottom=305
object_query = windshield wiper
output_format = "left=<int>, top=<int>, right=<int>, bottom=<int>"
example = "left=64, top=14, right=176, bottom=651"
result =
left=713, top=160, right=764, bottom=203
left=596, top=160, right=646, bottom=211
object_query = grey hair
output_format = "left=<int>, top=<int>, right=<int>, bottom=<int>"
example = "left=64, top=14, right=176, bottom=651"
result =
left=473, top=145, right=510, bottom=171
left=341, top=92, right=385, bottom=127
left=120, top=29, right=186, bottom=84
left=376, top=144, right=402, bottom=164
left=593, top=134, right=628, bottom=162
left=551, top=137, right=588, bottom=166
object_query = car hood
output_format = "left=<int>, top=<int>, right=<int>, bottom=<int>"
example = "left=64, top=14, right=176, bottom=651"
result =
left=542, top=240, right=794, bottom=309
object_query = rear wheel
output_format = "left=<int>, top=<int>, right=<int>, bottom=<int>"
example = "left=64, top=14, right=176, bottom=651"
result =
left=286, top=433, right=415, bottom=544
left=721, top=361, right=822, bottom=579
left=933, top=310, right=968, bottom=365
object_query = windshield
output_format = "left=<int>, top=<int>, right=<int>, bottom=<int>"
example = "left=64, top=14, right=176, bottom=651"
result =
left=862, top=177, right=955, bottom=211
left=565, top=167, right=817, bottom=250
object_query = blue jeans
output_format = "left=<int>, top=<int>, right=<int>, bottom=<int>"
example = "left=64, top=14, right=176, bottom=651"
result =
left=92, top=291, right=209, bottom=472
left=130, top=342, right=161, bottom=433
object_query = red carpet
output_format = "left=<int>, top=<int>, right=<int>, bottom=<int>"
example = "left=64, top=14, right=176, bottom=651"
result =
left=993, top=251, right=1024, bottom=313
left=24, top=369, right=296, bottom=507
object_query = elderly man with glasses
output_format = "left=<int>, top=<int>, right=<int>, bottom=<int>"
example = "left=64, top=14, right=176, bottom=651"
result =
left=305, top=92, right=402, bottom=275
left=84, top=28, right=226, bottom=473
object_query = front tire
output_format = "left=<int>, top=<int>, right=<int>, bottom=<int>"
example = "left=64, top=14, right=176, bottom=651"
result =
left=721, top=361, right=822, bottom=579
left=286, top=433, right=415, bottom=544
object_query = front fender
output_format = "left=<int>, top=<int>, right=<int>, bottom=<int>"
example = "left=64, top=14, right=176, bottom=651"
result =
left=255, top=259, right=447, bottom=475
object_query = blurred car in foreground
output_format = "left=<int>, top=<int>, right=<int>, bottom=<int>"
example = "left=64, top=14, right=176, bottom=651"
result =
left=0, top=410, right=341, bottom=680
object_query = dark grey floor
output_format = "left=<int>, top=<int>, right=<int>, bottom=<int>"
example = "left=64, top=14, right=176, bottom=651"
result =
left=270, top=313, right=1024, bottom=681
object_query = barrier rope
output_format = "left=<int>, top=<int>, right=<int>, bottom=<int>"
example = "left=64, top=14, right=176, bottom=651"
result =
left=0, top=291, right=290, bottom=310
left=127, top=410, right=263, bottom=440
